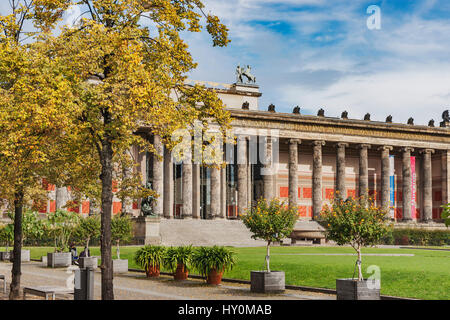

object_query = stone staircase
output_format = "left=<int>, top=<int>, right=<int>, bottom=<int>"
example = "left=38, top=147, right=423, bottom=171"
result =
left=159, top=219, right=267, bottom=247
left=159, top=218, right=326, bottom=247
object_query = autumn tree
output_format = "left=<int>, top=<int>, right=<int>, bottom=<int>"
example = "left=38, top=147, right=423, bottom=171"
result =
left=0, top=0, right=73, bottom=299
left=50, top=0, right=231, bottom=300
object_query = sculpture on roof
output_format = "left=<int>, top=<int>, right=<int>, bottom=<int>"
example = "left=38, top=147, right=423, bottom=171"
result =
left=428, top=119, right=435, bottom=127
left=407, top=117, right=414, bottom=125
left=364, top=113, right=371, bottom=121
left=317, top=108, right=325, bottom=117
left=293, top=106, right=301, bottom=114
left=443, top=110, right=450, bottom=122
left=341, top=111, right=348, bottom=119
left=236, top=65, right=256, bottom=84
left=268, top=104, right=276, bottom=112
left=386, top=115, right=393, bottom=123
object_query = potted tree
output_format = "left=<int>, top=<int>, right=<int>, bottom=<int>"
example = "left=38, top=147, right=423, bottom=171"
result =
left=241, top=199, right=298, bottom=293
left=46, top=210, right=80, bottom=268
left=164, top=245, right=193, bottom=281
left=134, top=245, right=166, bottom=277
left=191, top=246, right=236, bottom=285
left=74, top=215, right=100, bottom=269
left=111, top=215, right=133, bottom=273
left=320, top=195, right=389, bottom=300
left=0, top=224, right=13, bottom=261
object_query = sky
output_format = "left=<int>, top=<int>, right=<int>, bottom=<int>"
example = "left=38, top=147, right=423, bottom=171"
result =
left=182, top=0, right=450, bottom=125
left=2, top=0, right=450, bottom=125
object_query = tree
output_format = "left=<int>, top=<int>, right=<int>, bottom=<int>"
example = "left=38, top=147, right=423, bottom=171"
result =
left=50, top=0, right=231, bottom=299
left=241, top=199, right=298, bottom=272
left=47, top=210, right=80, bottom=253
left=320, top=195, right=389, bottom=281
left=0, top=224, right=14, bottom=253
left=441, top=204, right=450, bottom=227
left=111, top=214, right=133, bottom=259
left=0, top=0, right=73, bottom=299
left=74, top=215, right=101, bottom=255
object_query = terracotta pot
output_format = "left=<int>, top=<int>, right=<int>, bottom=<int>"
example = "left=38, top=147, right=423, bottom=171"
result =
left=207, top=269, right=224, bottom=285
left=146, top=265, right=160, bottom=278
left=174, top=263, right=189, bottom=280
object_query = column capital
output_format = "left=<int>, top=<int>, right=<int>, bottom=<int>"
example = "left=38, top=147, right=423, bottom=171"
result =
left=378, top=145, right=393, bottom=152
left=312, top=140, right=325, bottom=147
left=237, top=135, right=248, bottom=142
left=336, top=142, right=349, bottom=148
left=402, top=147, right=414, bottom=153
left=420, top=148, right=435, bottom=155
left=358, top=143, right=371, bottom=149
left=287, top=138, right=302, bottom=145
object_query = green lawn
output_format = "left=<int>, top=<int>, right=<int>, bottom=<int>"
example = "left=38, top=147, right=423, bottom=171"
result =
left=22, top=245, right=450, bottom=300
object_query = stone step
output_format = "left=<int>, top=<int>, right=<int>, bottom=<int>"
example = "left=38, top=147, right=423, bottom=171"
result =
left=159, top=219, right=267, bottom=247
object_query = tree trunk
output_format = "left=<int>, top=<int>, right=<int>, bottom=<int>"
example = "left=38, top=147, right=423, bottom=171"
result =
left=100, top=133, right=114, bottom=300
left=357, top=247, right=363, bottom=281
left=116, top=240, right=120, bottom=260
left=9, top=191, right=24, bottom=300
left=266, top=242, right=271, bottom=273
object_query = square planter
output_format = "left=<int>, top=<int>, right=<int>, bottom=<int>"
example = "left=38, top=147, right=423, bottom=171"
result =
left=47, top=252, right=71, bottom=268
left=250, top=271, right=285, bottom=293
left=0, top=252, right=12, bottom=261
left=113, top=259, right=128, bottom=274
left=336, top=279, right=381, bottom=300
left=78, top=256, right=98, bottom=269
left=0, top=250, right=30, bottom=262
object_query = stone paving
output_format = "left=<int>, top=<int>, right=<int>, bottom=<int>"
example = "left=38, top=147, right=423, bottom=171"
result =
left=0, top=261, right=335, bottom=300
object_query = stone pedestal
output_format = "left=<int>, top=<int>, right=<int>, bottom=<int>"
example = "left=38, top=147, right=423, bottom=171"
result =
left=133, top=216, right=162, bottom=245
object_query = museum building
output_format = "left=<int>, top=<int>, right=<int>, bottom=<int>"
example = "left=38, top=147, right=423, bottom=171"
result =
left=40, top=76, right=450, bottom=225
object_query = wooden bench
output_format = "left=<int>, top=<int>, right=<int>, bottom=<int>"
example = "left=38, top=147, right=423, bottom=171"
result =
left=23, top=286, right=73, bottom=300
left=0, top=275, right=5, bottom=294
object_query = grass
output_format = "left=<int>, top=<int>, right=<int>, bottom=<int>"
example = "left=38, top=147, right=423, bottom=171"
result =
left=18, top=245, right=450, bottom=300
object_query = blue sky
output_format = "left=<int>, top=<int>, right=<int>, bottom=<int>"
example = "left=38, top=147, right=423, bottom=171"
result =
left=183, top=0, right=450, bottom=124
left=2, top=0, right=449, bottom=125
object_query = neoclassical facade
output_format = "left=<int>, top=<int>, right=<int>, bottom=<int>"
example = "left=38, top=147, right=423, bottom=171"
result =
left=30, top=81, right=449, bottom=225
left=136, top=82, right=449, bottom=224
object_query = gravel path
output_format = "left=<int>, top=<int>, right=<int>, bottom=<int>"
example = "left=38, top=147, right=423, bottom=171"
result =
left=0, top=261, right=335, bottom=300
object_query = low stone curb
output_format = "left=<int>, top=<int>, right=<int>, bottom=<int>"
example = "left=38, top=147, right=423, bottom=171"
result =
left=127, top=268, right=418, bottom=300
left=28, top=260, right=418, bottom=301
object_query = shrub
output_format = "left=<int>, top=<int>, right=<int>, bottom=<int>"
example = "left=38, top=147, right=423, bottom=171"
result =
left=73, top=215, right=100, bottom=254
left=163, top=245, right=193, bottom=272
left=241, top=198, right=298, bottom=272
left=134, top=245, right=166, bottom=276
left=191, top=246, right=236, bottom=280
left=385, top=228, right=450, bottom=246
left=111, top=215, right=133, bottom=259
left=320, top=195, right=389, bottom=281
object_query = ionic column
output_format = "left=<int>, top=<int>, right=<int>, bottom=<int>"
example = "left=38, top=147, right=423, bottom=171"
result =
left=402, top=147, right=414, bottom=221
left=210, top=167, right=221, bottom=219
left=313, top=141, right=325, bottom=219
left=182, top=150, right=193, bottom=219
left=336, top=143, right=349, bottom=198
left=152, top=135, right=164, bottom=217
left=237, top=136, right=248, bottom=215
left=379, top=146, right=393, bottom=210
left=163, top=147, right=174, bottom=219
left=358, top=144, right=371, bottom=198
left=288, top=139, right=301, bottom=208
left=421, top=149, right=435, bottom=222
left=263, top=136, right=274, bottom=201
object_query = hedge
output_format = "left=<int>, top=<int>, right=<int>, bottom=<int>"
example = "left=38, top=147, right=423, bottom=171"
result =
left=381, top=228, right=450, bottom=246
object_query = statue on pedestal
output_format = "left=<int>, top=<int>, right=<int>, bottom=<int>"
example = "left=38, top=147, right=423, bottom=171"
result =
left=236, top=65, right=256, bottom=84
left=140, top=182, right=156, bottom=217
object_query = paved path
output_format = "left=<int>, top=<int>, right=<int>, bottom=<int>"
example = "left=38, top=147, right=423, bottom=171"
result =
left=0, top=261, right=335, bottom=300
